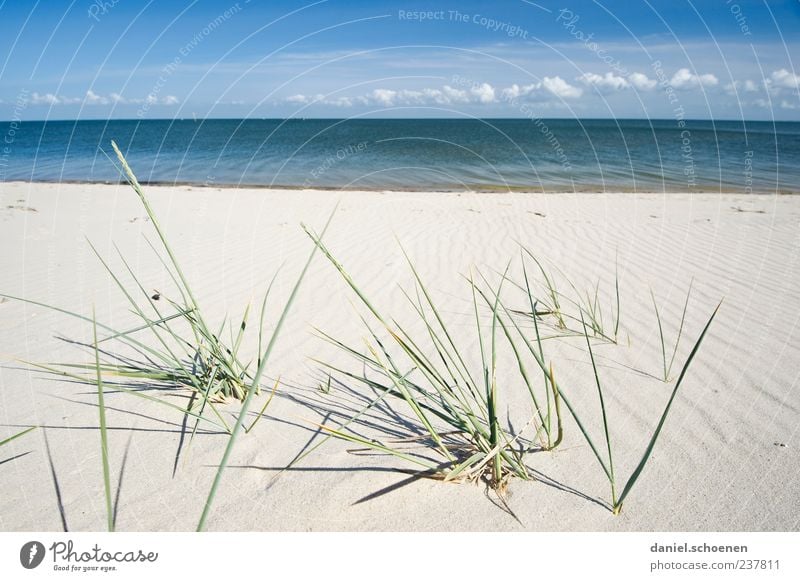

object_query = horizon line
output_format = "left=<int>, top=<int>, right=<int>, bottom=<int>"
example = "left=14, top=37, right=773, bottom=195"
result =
left=2, top=116, right=797, bottom=123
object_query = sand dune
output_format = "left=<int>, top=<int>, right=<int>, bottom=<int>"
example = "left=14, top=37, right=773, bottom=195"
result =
left=1, top=181, right=798, bottom=531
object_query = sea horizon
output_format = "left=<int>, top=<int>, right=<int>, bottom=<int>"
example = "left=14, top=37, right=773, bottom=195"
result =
left=2, top=117, right=798, bottom=193
left=5, top=116, right=800, bottom=121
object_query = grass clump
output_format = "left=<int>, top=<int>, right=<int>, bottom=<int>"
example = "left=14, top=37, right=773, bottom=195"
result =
left=303, top=235, right=720, bottom=514
left=303, top=229, right=563, bottom=493
left=1, top=141, right=296, bottom=436
left=509, top=255, right=720, bottom=514
left=1, top=141, right=332, bottom=530
left=512, top=248, right=622, bottom=344
left=568, top=304, right=720, bottom=514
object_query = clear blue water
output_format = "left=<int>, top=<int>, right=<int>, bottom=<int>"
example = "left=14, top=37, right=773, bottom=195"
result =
left=1, top=118, right=798, bottom=192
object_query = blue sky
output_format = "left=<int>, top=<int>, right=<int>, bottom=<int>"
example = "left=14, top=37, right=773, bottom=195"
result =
left=1, top=0, right=799, bottom=120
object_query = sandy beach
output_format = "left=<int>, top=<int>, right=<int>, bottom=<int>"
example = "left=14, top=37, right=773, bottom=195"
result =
left=1, top=180, right=798, bottom=532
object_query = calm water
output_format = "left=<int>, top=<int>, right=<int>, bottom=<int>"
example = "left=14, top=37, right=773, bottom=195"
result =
left=1, top=118, right=798, bottom=192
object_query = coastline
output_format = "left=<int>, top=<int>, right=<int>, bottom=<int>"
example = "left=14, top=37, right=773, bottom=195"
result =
left=2, top=179, right=798, bottom=195
left=1, top=181, right=798, bottom=531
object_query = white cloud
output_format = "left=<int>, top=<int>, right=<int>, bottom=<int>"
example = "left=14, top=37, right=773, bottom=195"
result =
left=500, top=83, right=542, bottom=100
left=441, top=85, right=468, bottom=103
left=418, top=88, right=448, bottom=105
left=85, top=90, right=109, bottom=105
left=278, top=78, right=576, bottom=110
left=628, top=72, right=657, bottom=90
left=781, top=100, right=798, bottom=110
left=371, top=88, right=397, bottom=106
left=542, top=76, right=582, bottom=99
left=501, top=83, right=523, bottom=100
left=769, top=69, right=800, bottom=90
left=31, top=92, right=60, bottom=105
left=578, top=72, right=629, bottom=92
left=724, top=80, right=759, bottom=95
left=469, top=83, right=496, bottom=103
left=577, top=72, right=658, bottom=93
left=327, top=96, right=354, bottom=107
left=283, top=84, right=502, bottom=108
left=670, top=68, right=719, bottom=89
left=27, top=91, right=179, bottom=106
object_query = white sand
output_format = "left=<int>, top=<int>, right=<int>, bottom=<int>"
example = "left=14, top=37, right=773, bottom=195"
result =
left=1, top=181, right=798, bottom=531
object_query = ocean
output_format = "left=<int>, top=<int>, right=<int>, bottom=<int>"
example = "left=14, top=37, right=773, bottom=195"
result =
left=1, top=118, right=798, bottom=193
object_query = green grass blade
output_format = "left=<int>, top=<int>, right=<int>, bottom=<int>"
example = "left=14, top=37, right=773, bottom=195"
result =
left=547, top=364, right=563, bottom=449
left=92, top=309, right=114, bottom=532
left=472, top=280, right=548, bottom=446
left=0, top=426, right=36, bottom=448
left=581, top=312, right=616, bottom=504
left=110, top=142, right=200, bottom=312
left=615, top=301, right=721, bottom=513
left=372, top=333, right=457, bottom=462
left=443, top=451, right=486, bottom=481
left=666, top=280, right=693, bottom=380
left=651, top=289, right=668, bottom=381
left=522, top=256, right=552, bottom=441
left=302, top=222, right=386, bottom=325
left=24, top=360, right=228, bottom=432
left=97, top=310, right=191, bottom=344
left=282, top=365, right=414, bottom=474
left=195, top=204, right=338, bottom=532
left=400, top=246, right=480, bottom=393
left=613, top=255, right=621, bottom=341
left=244, top=377, right=280, bottom=434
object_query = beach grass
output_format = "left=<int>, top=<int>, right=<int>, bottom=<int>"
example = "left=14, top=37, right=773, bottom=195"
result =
left=0, top=141, right=302, bottom=436
left=564, top=303, right=720, bottom=513
left=92, top=309, right=114, bottom=532
left=195, top=207, right=335, bottom=531
left=509, top=253, right=719, bottom=513
left=651, top=281, right=694, bottom=381
left=300, top=233, right=720, bottom=512
left=1, top=142, right=334, bottom=529
left=0, top=147, right=722, bottom=521
left=302, top=230, right=564, bottom=492
left=512, top=248, right=622, bottom=344
left=0, top=426, right=36, bottom=449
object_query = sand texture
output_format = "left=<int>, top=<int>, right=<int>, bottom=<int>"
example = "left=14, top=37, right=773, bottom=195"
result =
left=1, top=181, right=798, bottom=531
